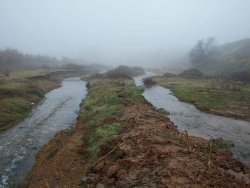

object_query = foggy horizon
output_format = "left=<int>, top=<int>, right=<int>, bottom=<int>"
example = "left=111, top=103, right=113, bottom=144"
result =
left=1, top=0, right=250, bottom=66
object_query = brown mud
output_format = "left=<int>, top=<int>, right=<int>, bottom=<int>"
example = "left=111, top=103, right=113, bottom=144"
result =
left=22, top=94, right=250, bottom=187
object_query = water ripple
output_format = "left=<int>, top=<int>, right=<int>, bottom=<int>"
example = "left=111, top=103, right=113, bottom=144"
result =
left=0, top=77, right=87, bottom=187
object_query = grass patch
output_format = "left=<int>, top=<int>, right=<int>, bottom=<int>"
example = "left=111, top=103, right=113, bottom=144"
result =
left=76, top=77, right=147, bottom=161
left=213, top=137, right=234, bottom=149
left=153, top=76, right=250, bottom=120
left=0, top=68, right=83, bottom=131
left=87, top=123, right=125, bottom=155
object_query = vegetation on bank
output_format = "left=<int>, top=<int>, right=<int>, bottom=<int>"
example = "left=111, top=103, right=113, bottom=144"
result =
left=87, top=65, right=145, bottom=81
left=22, top=72, right=249, bottom=187
left=0, top=47, right=114, bottom=132
left=142, top=76, right=156, bottom=87
left=78, top=74, right=146, bottom=162
left=0, top=68, right=86, bottom=132
left=153, top=76, right=250, bottom=120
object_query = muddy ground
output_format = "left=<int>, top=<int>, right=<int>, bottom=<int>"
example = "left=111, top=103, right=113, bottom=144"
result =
left=21, top=78, right=250, bottom=188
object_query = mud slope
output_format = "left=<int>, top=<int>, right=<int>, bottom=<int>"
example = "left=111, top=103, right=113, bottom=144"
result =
left=22, top=77, right=249, bottom=188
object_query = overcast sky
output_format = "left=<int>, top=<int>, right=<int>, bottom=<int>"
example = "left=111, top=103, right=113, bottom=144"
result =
left=1, top=0, right=250, bottom=66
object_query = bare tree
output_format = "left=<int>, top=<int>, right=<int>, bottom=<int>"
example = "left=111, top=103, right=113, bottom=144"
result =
left=189, top=37, right=218, bottom=68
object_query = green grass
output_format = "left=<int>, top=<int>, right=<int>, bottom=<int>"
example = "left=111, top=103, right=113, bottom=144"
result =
left=213, top=137, right=234, bottom=149
left=171, top=83, right=226, bottom=109
left=77, top=77, right=146, bottom=160
left=87, top=123, right=125, bottom=155
left=0, top=68, right=82, bottom=131
left=153, top=76, right=250, bottom=119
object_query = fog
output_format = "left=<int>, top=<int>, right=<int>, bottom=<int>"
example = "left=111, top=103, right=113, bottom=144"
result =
left=1, top=0, right=250, bottom=67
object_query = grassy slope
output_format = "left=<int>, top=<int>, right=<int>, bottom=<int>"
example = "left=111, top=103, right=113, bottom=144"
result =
left=206, top=38, right=250, bottom=74
left=77, top=77, right=146, bottom=161
left=218, top=38, right=250, bottom=60
left=153, top=76, right=250, bottom=120
left=0, top=68, right=81, bottom=131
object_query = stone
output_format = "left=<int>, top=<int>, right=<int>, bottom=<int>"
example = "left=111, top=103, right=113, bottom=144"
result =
left=234, top=167, right=241, bottom=172
left=105, top=165, right=117, bottom=177
left=81, top=177, right=88, bottom=182
left=87, top=173, right=100, bottom=183
left=116, top=169, right=127, bottom=180
left=243, top=166, right=249, bottom=174
left=93, top=161, right=105, bottom=173
left=107, top=178, right=115, bottom=186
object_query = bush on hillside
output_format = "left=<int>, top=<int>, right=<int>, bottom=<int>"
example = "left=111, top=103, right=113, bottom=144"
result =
left=163, top=72, right=176, bottom=78
left=178, top=69, right=204, bottom=79
left=106, top=65, right=145, bottom=80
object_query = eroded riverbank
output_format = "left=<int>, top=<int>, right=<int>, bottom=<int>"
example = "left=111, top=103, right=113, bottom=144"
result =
left=0, top=69, right=83, bottom=132
left=134, top=74, right=250, bottom=168
left=0, top=77, right=87, bottom=187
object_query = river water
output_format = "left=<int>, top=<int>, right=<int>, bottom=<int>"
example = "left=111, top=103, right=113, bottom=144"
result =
left=0, top=77, right=87, bottom=187
left=134, top=74, right=250, bottom=167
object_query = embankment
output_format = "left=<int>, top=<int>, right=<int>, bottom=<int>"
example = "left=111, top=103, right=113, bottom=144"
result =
left=0, top=69, right=83, bottom=132
left=153, top=76, right=250, bottom=121
left=21, top=76, right=250, bottom=187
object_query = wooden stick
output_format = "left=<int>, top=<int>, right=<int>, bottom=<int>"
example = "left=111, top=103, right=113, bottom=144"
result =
left=83, top=142, right=125, bottom=176
left=94, top=142, right=125, bottom=165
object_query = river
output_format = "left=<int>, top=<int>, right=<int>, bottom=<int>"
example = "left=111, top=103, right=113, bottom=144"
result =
left=134, top=74, right=250, bottom=168
left=0, top=77, right=87, bottom=187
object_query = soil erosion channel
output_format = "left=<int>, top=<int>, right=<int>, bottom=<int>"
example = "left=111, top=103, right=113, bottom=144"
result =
left=134, top=74, right=250, bottom=167
left=0, top=77, right=87, bottom=187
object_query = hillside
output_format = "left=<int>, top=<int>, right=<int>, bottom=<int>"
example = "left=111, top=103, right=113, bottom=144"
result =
left=218, top=38, right=250, bottom=60
left=208, top=38, right=250, bottom=74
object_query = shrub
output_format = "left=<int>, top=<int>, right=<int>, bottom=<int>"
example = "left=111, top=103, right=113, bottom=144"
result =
left=142, top=77, right=156, bottom=86
left=178, top=69, right=204, bottom=79
left=163, top=72, right=176, bottom=78
left=106, top=65, right=144, bottom=80
left=3, top=69, right=10, bottom=76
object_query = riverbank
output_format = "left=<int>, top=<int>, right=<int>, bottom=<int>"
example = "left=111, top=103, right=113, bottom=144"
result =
left=22, top=76, right=249, bottom=187
left=0, top=68, right=84, bottom=132
left=153, top=76, right=250, bottom=121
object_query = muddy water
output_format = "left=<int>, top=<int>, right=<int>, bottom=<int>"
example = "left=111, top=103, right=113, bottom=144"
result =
left=134, top=74, right=250, bottom=167
left=0, top=77, right=87, bottom=187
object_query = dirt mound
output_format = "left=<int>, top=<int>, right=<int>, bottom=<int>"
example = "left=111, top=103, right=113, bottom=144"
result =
left=178, top=68, right=204, bottom=79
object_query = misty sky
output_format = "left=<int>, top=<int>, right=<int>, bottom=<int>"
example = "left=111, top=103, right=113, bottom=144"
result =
left=1, top=0, right=250, bottom=66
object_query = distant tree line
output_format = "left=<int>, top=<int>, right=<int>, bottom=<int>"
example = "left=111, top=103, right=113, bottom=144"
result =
left=0, top=48, right=114, bottom=77
left=0, top=48, right=95, bottom=69
left=0, top=48, right=60, bottom=68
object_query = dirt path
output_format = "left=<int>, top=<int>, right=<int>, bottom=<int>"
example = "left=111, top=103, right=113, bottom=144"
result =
left=21, top=78, right=250, bottom=188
